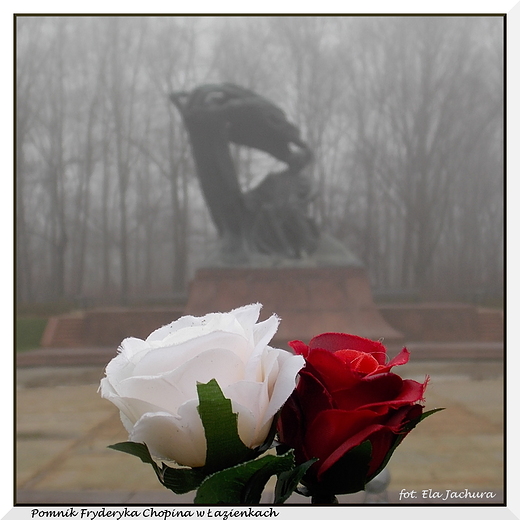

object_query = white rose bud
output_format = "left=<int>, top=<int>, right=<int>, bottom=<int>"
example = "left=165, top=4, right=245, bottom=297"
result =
left=99, top=303, right=305, bottom=468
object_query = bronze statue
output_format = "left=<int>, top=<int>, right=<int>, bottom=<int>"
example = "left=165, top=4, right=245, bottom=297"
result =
left=170, top=83, right=319, bottom=263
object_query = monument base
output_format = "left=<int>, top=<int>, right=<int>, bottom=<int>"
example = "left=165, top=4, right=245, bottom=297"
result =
left=184, top=266, right=404, bottom=348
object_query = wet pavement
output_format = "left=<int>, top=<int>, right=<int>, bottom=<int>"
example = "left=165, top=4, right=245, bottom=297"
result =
left=15, top=352, right=505, bottom=506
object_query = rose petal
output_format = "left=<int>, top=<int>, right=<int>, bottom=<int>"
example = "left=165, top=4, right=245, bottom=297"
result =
left=288, top=340, right=310, bottom=357
left=363, top=404, right=424, bottom=476
left=372, top=347, right=410, bottom=374
left=303, top=348, right=359, bottom=392
left=130, top=402, right=206, bottom=467
left=304, top=408, right=381, bottom=474
left=332, top=372, right=404, bottom=411
left=146, top=314, right=210, bottom=343
left=318, top=421, right=388, bottom=479
left=100, top=378, right=166, bottom=427
left=230, top=400, right=271, bottom=449
left=230, top=303, right=263, bottom=338
left=245, top=338, right=279, bottom=383
left=262, top=351, right=305, bottom=429
left=334, top=375, right=427, bottom=412
left=309, top=333, right=387, bottom=365
left=117, top=348, right=245, bottom=412
left=252, top=313, right=280, bottom=352
left=131, top=330, right=250, bottom=377
left=100, top=303, right=305, bottom=471
left=224, top=380, right=269, bottom=432
left=355, top=377, right=427, bottom=411
left=277, top=393, right=305, bottom=461
left=146, top=304, right=261, bottom=348
left=262, top=348, right=282, bottom=393
left=104, top=338, right=152, bottom=392
left=335, top=349, right=380, bottom=373
left=293, top=370, right=335, bottom=425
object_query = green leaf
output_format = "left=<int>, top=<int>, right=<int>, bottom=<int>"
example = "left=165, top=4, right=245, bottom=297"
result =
left=108, top=441, right=206, bottom=494
left=107, top=380, right=293, bottom=499
left=160, top=464, right=207, bottom=494
left=369, top=407, right=445, bottom=482
left=108, top=441, right=158, bottom=466
left=253, top=410, right=280, bottom=456
left=274, top=458, right=317, bottom=504
left=197, top=379, right=255, bottom=472
left=416, top=407, right=445, bottom=425
left=324, top=440, right=372, bottom=495
left=306, top=440, right=372, bottom=498
left=194, top=451, right=294, bottom=505
left=241, top=451, right=296, bottom=505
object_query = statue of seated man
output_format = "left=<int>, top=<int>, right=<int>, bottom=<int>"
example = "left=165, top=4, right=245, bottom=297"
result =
left=170, top=83, right=319, bottom=262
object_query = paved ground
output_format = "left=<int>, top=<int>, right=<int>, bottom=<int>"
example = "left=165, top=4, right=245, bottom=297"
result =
left=15, top=353, right=505, bottom=506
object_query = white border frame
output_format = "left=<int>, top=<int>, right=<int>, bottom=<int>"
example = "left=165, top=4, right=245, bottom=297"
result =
left=5, top=1, right=517, bottom=519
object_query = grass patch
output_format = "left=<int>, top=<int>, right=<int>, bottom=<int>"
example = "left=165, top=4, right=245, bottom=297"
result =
left=16, top=317, right=47, bottom=352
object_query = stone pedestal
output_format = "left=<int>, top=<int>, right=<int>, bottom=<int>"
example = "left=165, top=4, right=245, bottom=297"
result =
left=185, top=266, right=403, bottom=348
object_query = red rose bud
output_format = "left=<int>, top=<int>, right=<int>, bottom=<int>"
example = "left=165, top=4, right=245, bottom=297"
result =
left=278, top=332, right=429, bottom=497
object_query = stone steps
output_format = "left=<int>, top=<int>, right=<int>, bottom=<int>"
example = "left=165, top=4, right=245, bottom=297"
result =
left=40, top=314, right=85, bottom=348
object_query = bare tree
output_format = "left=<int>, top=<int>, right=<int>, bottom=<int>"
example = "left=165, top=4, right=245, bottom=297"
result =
left=104, top=17, right=148, bottom=303
left=331, top=17, right=503, bottom=294
left=15, top=15, right=503, bottom=305
left=15, top=17, right=47, bottom=302
left=22, top=18, right=71, bottom=301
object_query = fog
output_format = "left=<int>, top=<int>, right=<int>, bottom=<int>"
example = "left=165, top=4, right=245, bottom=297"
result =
left=15, top=15, right=504, bottom=307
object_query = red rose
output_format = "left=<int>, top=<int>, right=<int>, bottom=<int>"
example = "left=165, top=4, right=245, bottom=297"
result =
left=278, top=332, right=428, bottom=498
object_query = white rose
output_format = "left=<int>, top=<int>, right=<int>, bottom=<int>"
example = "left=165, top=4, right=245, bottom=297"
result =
left=99, top=303, right=305, bottom=468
